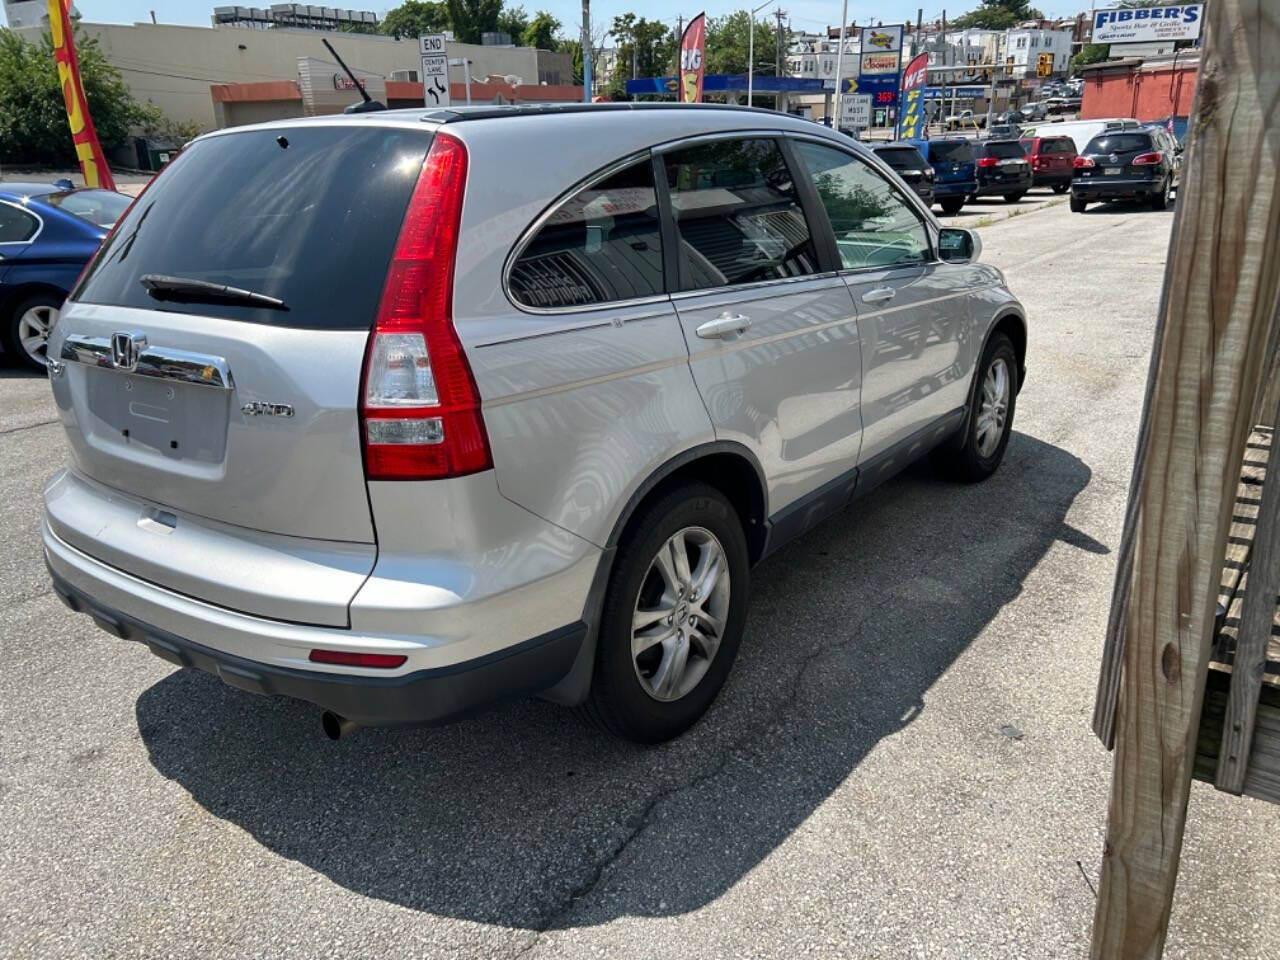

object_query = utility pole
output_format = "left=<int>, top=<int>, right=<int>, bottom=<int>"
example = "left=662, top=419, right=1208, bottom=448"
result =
left=581, top=0, right=592, bottom=102
left=914, top=8, right=923, bottom=57
left=834, top=0, right=848, bottom=103
left=774, top=8, right=787, bottom=78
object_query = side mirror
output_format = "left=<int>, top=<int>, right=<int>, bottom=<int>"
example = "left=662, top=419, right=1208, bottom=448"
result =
left=938, top=227, right=981, bottom=264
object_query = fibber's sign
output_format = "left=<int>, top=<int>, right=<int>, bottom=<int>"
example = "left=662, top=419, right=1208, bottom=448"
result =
left=1092, top=4, right=1203, bottom=44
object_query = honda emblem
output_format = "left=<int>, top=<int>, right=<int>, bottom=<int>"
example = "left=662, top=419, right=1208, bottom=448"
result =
left=111, top=331, right=146, bottom=371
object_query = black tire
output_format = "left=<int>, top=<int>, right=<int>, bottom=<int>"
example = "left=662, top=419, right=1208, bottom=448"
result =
left=1069, top=195, right=1087, bottom=213
left=1150, top=178, right=1169, bottom=210
left=934, top=332, right=1018, bottom=483
left=580, top=483, right=750, bottom=743
left=3, top=291, right=61, bottom=372
left=939, top=197, right=965, bottom=216
left=1003, top=191, right=1026, bottom=203
left=1051, top=182, right=1069, bottom=194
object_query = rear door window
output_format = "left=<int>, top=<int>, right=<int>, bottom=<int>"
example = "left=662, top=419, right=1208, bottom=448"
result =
left=73, top=126, right=433, bottom=330
left=662, top=138, right=819, bottom=291
left=0, top=202, right=39, bottom=242
left=508, top=158, right=664, bottom=309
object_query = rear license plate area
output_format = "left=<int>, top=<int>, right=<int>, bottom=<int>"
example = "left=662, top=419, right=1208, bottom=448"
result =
left=1104, top=166, right=1122, bottom=175
left=83, top=368, right=230, bottom=465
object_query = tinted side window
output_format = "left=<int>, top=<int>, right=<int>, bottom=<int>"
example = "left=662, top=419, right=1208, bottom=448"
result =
left=662, top=139, right=818, bottom=290
left=794, top=141, right=930, bottom=271
left=0, top=203, right=39, bottom=242
left=509, top=159, right=664, bottom=309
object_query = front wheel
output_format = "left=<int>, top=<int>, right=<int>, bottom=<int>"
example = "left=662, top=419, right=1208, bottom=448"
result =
left=1069, top=195, right=1087, bottom=213
left=934, top=332, right=1018, bottom=483
left=1003, top=191, right=1026, bottom=203
left=939, top=197, right=965, bottom=216
left=581, top=484, right=749, bottom=743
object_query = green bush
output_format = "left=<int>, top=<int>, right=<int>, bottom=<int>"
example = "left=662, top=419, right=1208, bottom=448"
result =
left=0, top=27, right=158, bottom=166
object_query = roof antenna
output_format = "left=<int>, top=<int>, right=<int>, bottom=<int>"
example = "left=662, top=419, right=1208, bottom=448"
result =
left=322, top=38, right=385, bottom=113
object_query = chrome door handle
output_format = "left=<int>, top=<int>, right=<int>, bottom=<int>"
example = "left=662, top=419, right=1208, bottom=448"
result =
left=862, top=287, right=897, bottom=305
left=696, top=313, right=752, bottom=340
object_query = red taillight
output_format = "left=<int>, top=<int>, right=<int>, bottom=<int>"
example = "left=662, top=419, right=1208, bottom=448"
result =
left=1073, top=156, right=1095, bottom=169
left=1132, top=151, right=1163, bottom=165
left=977, top=156, right=1000, bottom=168
left=360, top=134, right=492, bottom=481
left=309, top=649, right=408, bottom=669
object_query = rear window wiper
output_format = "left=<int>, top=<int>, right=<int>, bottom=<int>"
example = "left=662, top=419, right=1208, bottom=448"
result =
left=140, top=274, right=288, bottom=310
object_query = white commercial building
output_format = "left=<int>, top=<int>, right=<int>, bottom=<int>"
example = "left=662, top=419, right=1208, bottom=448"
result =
left=1003, top=27, right=1073, bottom=78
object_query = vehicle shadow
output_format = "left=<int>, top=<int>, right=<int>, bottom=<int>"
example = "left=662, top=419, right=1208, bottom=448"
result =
left=1082, top=195, right=1178, bottom=215
left=136, top=430, right=1097, bottom=930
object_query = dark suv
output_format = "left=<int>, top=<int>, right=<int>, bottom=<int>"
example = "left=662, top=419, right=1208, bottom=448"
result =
left=973, top=140, right=1032, bottom=202
left=908, top=138, right=977, bottom=215
left=1070, top=129, right=1178, bottom=212
left=870, top=142, right=934, bottom=206
left=1019, top=135, right=1076, bottom=193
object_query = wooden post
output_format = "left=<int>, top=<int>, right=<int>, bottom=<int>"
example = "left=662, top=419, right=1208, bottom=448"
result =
left=1091, top=1, right=1280, bottom=957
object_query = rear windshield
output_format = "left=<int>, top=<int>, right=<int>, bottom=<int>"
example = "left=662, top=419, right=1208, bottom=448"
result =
left=42, top=189, right=132, bottom=229
left=1042, top=138, right=1075, bottom=154
left=983, top=141, right=1025, bottom=159
left=875, top=147, right=928, bottom=172
left=928, top=141, right=974, bottom=164
left=1084, top=133, right=1153, bottom=154
left=74, top=126, right=433, bottom=330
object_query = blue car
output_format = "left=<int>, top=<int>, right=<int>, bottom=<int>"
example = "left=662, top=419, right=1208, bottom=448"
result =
left=908, top=138, right=979, bottom=216
left=0, top=182, right=131, bottom=370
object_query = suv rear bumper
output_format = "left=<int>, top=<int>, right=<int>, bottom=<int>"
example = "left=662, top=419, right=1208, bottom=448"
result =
left=1071, top=176, right=1162, bottom=201
left=46, top=556, right=585, bottom=727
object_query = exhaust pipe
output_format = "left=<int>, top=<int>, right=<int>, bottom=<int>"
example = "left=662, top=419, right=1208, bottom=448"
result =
left=321, top=710, right=359, bottom=741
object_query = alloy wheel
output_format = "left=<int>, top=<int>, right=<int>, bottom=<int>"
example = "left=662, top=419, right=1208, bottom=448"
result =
left=975, top=357, right=1010, bottom=458
left=631, top=526, right=731, bottom=702
left=17, top=303, right=57, bottom=368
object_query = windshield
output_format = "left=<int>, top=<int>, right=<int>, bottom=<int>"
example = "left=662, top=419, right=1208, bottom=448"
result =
left=928, top=141, right=974, bottom=164
left=43, top=189, right=133, bottom=229
left=73, top=126, right=432, bottom=330
left=1084, top=134, right=1153, bottom=154
left=875, top=148, right=928, bottom=173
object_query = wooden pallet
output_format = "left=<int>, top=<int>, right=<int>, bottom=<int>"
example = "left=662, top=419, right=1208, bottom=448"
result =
left=1194, top=427, right=1280, bottom=803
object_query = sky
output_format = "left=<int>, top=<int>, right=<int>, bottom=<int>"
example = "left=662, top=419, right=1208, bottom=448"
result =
left=18, top=1, right=1091, bottom=40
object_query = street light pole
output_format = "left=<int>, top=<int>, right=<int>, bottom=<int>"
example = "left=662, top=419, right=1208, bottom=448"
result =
left=747, top=0, right=771, bottom=107
left=581, top=0, right=592, bottom=103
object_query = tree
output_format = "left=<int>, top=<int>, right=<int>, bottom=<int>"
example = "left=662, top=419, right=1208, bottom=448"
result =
left=522, top=11, right=560, bottom=50
left=496, top=4, right=528, bottom=41
left=380, top=1, right=451, bottom=39
left=704, top=11, right=776, bottom=77
left=608, top=13, right=673, bottom=95
left=0, top=27, right=157, bottom=166
left=444, top=0, right=502, bottom=44
left=1071, top=43, right=1110, bottom=74
left=951, top=0, right=1044, bottom=31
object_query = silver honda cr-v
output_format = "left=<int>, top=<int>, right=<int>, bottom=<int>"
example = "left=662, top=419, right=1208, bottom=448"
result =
left=42, top=104, right=1026, bottom=743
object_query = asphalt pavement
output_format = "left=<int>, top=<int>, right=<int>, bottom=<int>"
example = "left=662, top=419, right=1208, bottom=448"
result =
left=2, top=193, right=1278, bottom=959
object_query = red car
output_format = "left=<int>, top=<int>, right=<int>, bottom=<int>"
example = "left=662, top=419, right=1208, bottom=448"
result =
left=1018, top=135, right=1077, bottom=193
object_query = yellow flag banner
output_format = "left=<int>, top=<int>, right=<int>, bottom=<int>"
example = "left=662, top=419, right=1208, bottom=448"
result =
left=46, top=0, right=116, bottom=191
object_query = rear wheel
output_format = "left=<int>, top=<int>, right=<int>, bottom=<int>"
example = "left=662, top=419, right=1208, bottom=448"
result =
left=1003, top=191, right=1026, bottom=202
left=1150, top=177, right=1170, bottom=210
left=3, top=293, right=61, bottom=372
left=581, top=484, right=749, bottom=743
left=934, top=333, right=1018, bottom=483
left=1069, top=195, right=1088, bottom=213
left=1051, top=182, right=1069, bottom=194
left=939, top=197, right=965, bottom=216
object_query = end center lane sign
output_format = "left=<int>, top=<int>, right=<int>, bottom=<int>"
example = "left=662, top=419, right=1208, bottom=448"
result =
left=419, top=34, right=450, bottom=108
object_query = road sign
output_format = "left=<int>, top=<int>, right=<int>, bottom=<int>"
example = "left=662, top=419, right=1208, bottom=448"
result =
left=419, top=34, right=450, bottom=108
left=840, top=93, right=872, bottom=129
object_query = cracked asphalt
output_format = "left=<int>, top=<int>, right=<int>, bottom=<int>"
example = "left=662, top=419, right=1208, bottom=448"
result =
left=4, top=194, right=1280, bottom=959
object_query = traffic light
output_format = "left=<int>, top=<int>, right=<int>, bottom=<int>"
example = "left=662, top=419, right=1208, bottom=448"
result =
left=1037, top=53, right=1053, bottom=78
